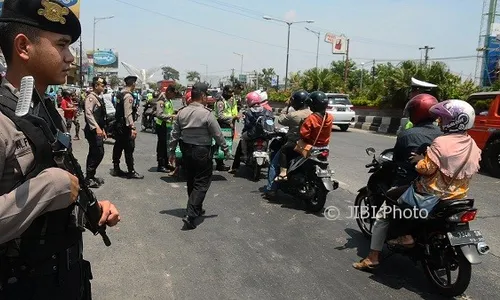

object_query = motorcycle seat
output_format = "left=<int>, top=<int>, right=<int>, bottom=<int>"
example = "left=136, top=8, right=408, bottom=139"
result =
left=431, top=199, right=474, bottom=215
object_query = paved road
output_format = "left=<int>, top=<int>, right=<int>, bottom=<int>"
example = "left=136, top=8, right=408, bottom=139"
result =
left=70, top=108, right=499, bottom=300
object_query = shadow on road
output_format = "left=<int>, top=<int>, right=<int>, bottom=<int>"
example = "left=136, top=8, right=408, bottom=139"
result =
left=160, top=208, right=186, bottom=218
left=335, top=228, right=370, bottom=258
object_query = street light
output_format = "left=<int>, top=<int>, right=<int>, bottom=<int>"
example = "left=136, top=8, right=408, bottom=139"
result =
left=93, top=16, right=114, bottom=53
left=263, top=16, right=314, bottom=90
left=305, top=27, right=320, bottom=69
left=200, top=64, right=208, bottom=82
left=233, top=52, right=244, bottom=79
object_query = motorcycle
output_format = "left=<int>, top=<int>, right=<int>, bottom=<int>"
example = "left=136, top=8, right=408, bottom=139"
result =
left=268, top=127, right=339, bottom=212
left=241, top=136, right=271, bottom=181
left=141, top=101, right=156, bottom=133
left=354, top=147, right=490, bottom=297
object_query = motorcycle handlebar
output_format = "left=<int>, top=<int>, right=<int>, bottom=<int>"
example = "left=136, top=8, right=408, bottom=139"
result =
left=365, top=162, right=377, bottom=168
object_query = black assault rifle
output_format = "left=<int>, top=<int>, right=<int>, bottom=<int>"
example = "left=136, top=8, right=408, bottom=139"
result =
left=16, top=76, right=111, bottom=246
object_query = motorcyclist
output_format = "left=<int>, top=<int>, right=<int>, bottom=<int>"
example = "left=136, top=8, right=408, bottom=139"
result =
left=263, top=90, right=312, bottom=198
left=299, top=91, right=333, bottom=150
left=392, top=94, right=442, bottom=185
left=403, top=77, right=438, bottom=130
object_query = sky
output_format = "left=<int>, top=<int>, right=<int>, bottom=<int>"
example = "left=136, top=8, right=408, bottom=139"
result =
left=77, top=0, right=484, bottom=85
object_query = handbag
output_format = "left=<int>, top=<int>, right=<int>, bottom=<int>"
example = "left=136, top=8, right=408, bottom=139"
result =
left=294, top=113, right=327, bottom=158
left=399, top=140, right=473, bottom=216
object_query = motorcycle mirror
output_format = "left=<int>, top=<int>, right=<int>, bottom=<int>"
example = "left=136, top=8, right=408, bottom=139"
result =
left=366, top=147, right=376, bottom=156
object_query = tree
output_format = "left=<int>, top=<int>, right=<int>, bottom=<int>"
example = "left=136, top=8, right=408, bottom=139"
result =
left=108, top=75, right=120, bottom=88
left=300, top=68, right=342, bottom=92
left=186, top=71, right=201, bottom=82
left=162, top=66, right=180, bottom=80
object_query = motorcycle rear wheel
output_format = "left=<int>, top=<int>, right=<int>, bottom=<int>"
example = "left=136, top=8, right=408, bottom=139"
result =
left=252, top=164, right=261, bottom=182
left=422, top=247, right=471, bottom=297
left=305, top=184, right=327, bottom=213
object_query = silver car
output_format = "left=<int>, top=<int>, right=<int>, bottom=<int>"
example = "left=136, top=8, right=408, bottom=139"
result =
left=325, top=93, right=356, bottom=132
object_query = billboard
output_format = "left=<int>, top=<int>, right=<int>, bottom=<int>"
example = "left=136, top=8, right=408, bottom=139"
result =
left=93, top=50, right=119, bottom=68
left=56, top=0, right=80, bottom=18
left=0, top=0, right=3, bottom=16
left=482, top=36, right=500, bottom=87
left=324, top=33, right=348, bottom=54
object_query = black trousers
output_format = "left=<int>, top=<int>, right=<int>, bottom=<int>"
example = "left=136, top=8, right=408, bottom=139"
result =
left=181, top=142, right=213, bottom=218
left=231, top=140, right=243, bottom=170
left=1, top=257, right=92, bottom=300
left=155, top=124, right=172, bottom=163
left=112, top=126, right=135, bottom=171
left=84, top=128, right=104, bottom=179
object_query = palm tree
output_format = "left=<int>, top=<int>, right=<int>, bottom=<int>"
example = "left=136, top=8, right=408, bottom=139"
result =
left=186, top=71, right=201, bottom=82
left=300, top=68, right=341, bottom=92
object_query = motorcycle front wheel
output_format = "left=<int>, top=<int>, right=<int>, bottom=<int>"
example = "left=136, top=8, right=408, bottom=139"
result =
left=304, top=183, right=327, bottom=213
left=354, top=189, right=374, bottom=238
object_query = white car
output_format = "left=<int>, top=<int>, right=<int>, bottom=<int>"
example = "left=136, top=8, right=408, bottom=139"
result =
left=325, top=93, right=355, bottom=132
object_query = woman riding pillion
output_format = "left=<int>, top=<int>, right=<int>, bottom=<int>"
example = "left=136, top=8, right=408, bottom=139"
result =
left=353, top=99, right=481, bottom=271
left=263, top=90, right=312, bottom=199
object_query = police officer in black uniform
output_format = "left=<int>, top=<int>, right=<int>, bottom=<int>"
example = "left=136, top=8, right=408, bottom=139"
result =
left=0, top=0, right=120, bottom=299
left=112, top=75, right=144, bottom=179
left=84, top=76, right=107, bottom=188
left=168, top=82, right=229, bottom=229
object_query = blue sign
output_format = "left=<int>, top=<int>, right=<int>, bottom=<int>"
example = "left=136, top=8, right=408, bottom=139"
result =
left=57, top=0, right=78, bottom=6
left=93, top=51, right=118, bottom=67
left=482, top=36, right=500, bottom=87
left=0, top=1, right=4, bottom=16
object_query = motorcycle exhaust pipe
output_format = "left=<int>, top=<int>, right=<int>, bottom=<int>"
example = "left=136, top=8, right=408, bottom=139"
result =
left=477, top=242, right=490, bottom=255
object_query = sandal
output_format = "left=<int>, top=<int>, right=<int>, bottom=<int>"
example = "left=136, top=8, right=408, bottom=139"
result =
left=387, top=235, right=415, bottom=248
left=352, top=258, right=379, bottom=271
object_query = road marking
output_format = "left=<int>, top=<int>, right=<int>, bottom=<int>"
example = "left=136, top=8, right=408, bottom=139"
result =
left=349, top=128, right=397, bottom=139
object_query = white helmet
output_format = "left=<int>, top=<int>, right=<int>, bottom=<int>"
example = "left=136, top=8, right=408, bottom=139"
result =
left=429, top=99, right=475, bottom=133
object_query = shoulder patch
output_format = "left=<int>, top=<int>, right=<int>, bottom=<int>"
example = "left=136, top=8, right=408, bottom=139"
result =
left=129, top=98, right=133, bottom=104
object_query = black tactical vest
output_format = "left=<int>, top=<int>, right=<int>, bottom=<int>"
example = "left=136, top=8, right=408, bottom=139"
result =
left=115, top=90, right=131, bottom=124
left=0, top=86, right=81, bottom=262
left=92, top=93, right=106, bottom=128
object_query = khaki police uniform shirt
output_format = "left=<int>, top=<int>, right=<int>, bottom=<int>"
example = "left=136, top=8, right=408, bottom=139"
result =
left=122, top=90, right=135, bottom=127
left=84, top=92, right=101, bottom=130
left=168, top=102, right=227, bottom=154
left=155, top=99, right=171, bottom=122
left=215, top=98, right=233, bottom=125
left=278, top=108, right=312, bottom=145
left=0, top=79, right=74, bottom=244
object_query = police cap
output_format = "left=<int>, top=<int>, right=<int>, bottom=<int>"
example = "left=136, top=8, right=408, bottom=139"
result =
left=92, top=76, right=107, bottom=86
left=192, top=82, right=208, bottom=94
left=124, top=75, right=138, bottom=86
left=0, top=0, right=81, bottom=44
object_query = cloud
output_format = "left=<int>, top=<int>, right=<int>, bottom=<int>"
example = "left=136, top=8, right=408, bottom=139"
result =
left=284, top=10, right=296, bottom=21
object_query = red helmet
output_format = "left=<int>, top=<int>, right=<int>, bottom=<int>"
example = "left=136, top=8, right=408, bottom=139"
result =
left=185, top=91, right=192, bottom=105
left=403, top=94, right=438, bottom=124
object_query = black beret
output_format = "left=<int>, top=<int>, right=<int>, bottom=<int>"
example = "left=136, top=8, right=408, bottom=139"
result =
left=193, top=82, right=208, bottom=93
left=0, top=0, right=81, bottom=44
left=124, top=75, right=138, bottom=85
left=92, top=76, right=107, bottom=86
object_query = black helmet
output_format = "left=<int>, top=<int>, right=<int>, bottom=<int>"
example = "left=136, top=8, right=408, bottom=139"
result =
left=308, top=91, right=328, bottom=112
left=290, top=90, right=309, bottom=110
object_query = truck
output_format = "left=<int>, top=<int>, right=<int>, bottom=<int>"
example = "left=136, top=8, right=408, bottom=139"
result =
left=157, top=79, right=176, bottom=92
left=467, top=92, right=500, bottom=178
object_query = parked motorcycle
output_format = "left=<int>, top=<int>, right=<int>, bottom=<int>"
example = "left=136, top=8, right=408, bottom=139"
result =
left=354, top=147, right=490, bottom=297
left=141, top=101, right=156, bottom=133
left=268, top=127, right=339, bottom=212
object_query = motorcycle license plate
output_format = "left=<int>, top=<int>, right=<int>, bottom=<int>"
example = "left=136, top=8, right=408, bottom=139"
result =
left=447, top=230, right=485, bottom=246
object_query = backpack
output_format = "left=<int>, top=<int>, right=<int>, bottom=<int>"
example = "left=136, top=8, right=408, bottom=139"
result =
left=253, top=110, right=275, bottom=137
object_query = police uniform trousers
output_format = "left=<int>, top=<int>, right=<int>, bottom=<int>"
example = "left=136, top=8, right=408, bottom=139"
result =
left=112, top=125, right=135, bottom=171
left=155, top=124, right=171, bottom=164
left=84, top=125, right=104, bottom=179
left=180, top=141, right=213, bottom=217
left=0, top=241, right=93, bottom=300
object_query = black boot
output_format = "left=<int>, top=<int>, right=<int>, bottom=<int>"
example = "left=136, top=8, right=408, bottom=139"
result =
left=127, top=169, right=144, bottom=179
left=182, top=216, right=196, bottom=230
left=111, top=164, right=127, bottom=177
left=157, top=159, right=168, bottom=173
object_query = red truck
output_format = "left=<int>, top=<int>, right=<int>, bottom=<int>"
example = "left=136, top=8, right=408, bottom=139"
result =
left=468, top=92, right=500, bottom=177
left=157, top=80, right=175, bottom=92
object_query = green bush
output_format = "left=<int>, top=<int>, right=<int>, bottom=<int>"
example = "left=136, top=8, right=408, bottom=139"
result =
left=351, top=97, right=379, bottom=107
left=268, top=90, right=290, bottom=102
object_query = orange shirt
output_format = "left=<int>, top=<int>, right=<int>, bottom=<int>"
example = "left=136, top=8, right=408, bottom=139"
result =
left=300, top=113, right=333, bottom=147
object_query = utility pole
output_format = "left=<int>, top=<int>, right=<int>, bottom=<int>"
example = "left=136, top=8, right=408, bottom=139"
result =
left=372, top=59, right=376, bottom=81
left=231, top=68, right=235, bottom=84
left=419, top=45, right=435, bottom=65
left=343, top=39, right=350, bottom=85
left=79, top=37, right=83, bottom=88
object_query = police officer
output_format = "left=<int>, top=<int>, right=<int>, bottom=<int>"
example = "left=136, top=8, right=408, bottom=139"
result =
left=155, top=85, right=176, bottom=172
left=214, top=85, right=239, bottom=171
left=84, top=76, right=107, bottom=188
left=0, top=0, right=120, bottom=298
left=168, top=82, right=229, bottom=230
left=112, top=75, right=144, bottom=179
